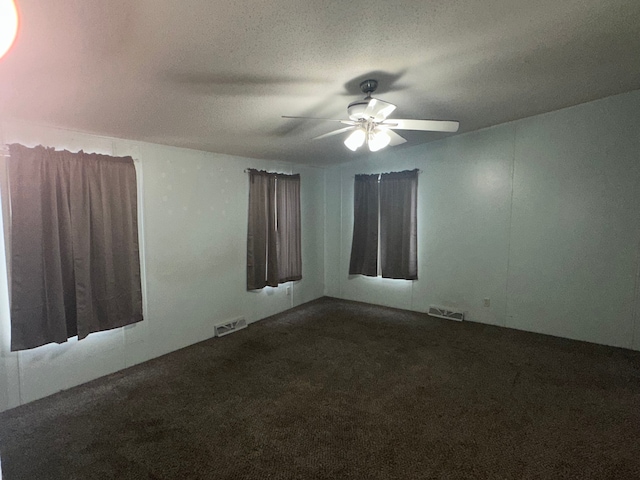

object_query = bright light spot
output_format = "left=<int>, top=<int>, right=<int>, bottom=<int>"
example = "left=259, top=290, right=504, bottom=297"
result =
left=0, top=0, right=18, bottom=60
left=368, top=129, right=391, bottom=152
left=344, top=128, right=366, bottom=151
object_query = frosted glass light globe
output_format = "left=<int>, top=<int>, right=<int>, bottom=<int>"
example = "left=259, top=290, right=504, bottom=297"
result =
left=344, top=129, right=366, bottom=151
left=368, top=129, right=391, bottom=152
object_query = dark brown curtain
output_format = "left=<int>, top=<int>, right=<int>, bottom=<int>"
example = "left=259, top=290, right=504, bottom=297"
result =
left=349, top=174, right=379, bottom=276
left=380, top=169, right=418, bottom=280
left=246, top=170, right=278, bottom=290
left=276, top=173, right=302, bottom=282
left=7, top=144, right=143, bottom=351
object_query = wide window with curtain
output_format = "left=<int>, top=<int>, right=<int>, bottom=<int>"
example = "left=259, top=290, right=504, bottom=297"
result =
left=349, top=169, right=418, bottom=280
left=5, top=144, right=144, bottom=351
left=246, top=169, right=301, bottom=290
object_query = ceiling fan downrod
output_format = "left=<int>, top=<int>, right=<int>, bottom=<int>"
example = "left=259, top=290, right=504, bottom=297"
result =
left=348, top=79, right=381, bottom=121
left=359, top=79, right=378, bottom=98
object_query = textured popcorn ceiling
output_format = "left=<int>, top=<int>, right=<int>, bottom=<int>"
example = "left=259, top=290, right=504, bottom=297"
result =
left=0, top=0, right=639, bottom=165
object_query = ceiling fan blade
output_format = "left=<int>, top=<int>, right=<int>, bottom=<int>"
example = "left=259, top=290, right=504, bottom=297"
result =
left=382, top=119, right=459, bottom=132
left=362, top=98, right=397, bottom=122
left=313, top=126, right=355, bottom=140
left=387, top=129, right=407, bottom=146
left=282, top=116, right=356, bottom=126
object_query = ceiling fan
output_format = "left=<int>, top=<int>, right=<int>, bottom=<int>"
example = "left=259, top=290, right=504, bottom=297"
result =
left=283, top=79, right=459, bottom=152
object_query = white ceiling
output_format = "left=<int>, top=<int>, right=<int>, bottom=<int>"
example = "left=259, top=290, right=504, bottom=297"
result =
left=0, top=0, right=639, bottom=165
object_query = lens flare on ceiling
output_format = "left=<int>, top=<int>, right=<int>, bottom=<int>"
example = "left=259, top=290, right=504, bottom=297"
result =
left=0, top=0, right=19, bottom=60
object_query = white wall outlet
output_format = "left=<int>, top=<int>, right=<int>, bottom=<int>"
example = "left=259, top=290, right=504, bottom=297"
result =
left=286, top=286, right=291, bottom=296
left=483, top=298, right=490, bottom=307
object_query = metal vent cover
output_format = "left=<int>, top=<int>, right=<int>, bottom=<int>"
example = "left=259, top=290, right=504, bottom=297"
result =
left=427, top=306, right=464, bottom=322
left=214, top=317, right=247, bottom=337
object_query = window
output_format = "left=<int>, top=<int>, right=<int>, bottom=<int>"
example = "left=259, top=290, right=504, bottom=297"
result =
left=349, top=169, right=418, bottom=280
left=5, top=144, right=143, bottom=351
left=246, top=169, right=301, bottom=290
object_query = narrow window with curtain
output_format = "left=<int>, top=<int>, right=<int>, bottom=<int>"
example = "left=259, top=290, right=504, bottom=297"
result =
left=6, top=144, right=144, bottom=351
left=246, top=169, right=301, bottom=290
left=348, top=169, right=418, bottom=280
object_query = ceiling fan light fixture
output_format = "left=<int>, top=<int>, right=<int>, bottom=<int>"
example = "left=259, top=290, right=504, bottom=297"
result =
left=344, top=128, right=366, bottom=151
left=368, top=129, right=391, bottom=152
left=284, top=78, right=459, bottom=152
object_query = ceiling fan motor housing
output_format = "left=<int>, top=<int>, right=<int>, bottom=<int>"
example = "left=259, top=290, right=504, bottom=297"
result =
left=347, top=100, right=369, bottom=120
left=348, top=79, right=380, bottom=120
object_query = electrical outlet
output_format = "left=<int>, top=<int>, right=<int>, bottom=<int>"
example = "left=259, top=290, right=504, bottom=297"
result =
left=286, top=286, right=291, bottom=296
left=483, top=298, right=490, bottom=307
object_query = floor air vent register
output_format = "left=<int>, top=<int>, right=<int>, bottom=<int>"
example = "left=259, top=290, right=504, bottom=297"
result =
left=214, top=317, right=247, bottom=337
left=427, top=306, right=464, bottom=322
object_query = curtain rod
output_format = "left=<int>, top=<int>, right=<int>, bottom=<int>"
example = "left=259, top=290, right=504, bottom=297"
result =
left=353, top=169, right=422, bottom=177
left=244, top=168, right=299, bottom=175
left=243, top=168, right=421, bottom=175
left=0, top=145, right=140, bottom=161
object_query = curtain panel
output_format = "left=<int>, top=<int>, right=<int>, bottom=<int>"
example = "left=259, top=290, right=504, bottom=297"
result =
left=348, top=174, right=379, bottom=276
left=7, top=144, right=143, bottom=351
left=380, top=169, right=418, bottom=279
left=246, top=170, right=278, bottom=289
left=246, top=169, right=301, bottom=290
left=276, top=173, right=302, bottom=283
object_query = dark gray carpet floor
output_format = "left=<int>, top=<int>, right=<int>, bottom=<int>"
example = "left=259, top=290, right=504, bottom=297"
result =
left=1, top=297, right=640, bottom=479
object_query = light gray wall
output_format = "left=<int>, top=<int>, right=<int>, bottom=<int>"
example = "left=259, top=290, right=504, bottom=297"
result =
left=325, top=90, right=640, bottom=351
left=507, top=95, right=640, bottom=347
left=0, top=122, right=325, bottom=412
